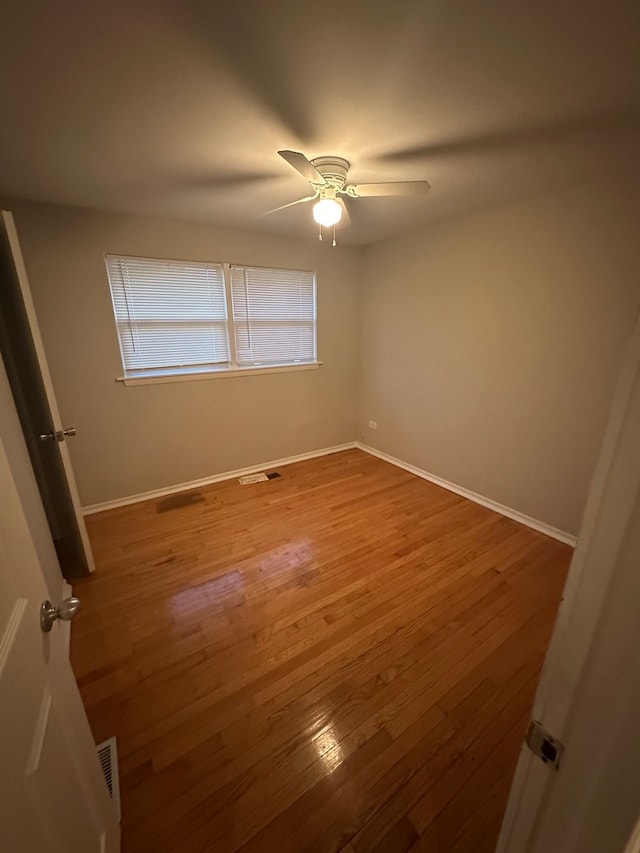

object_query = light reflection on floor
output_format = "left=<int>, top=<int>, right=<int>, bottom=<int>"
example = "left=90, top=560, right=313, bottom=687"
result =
left=168, top=570, right=246, bottom=617
left=167, top=538, right=318, bottom=617
left=256, top=539, right=315, bottom=576
left=312, top=723, right=345, bottom=774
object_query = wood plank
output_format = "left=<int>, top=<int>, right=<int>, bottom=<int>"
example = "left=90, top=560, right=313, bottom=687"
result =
left=70, top=449, right=571, bottom=853
left=408, top=710, right=529, bottom=851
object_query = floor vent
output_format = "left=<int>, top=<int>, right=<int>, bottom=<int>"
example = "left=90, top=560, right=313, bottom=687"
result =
left=238, top=471, right=283, bottom=485
left=239, top=472, right=269, bottom=485
left=96, top=736, right=121, bottom=822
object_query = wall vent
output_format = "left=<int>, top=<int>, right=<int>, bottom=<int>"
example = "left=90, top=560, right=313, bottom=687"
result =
left=96, top=736, right=121, bottom=822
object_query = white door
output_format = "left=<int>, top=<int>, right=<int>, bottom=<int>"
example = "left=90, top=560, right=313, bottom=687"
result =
left=1, top=209, right=95, bottom=574
left=0, top=351, right=119, bottom=851
left=497, top=308, right=640, bottom=852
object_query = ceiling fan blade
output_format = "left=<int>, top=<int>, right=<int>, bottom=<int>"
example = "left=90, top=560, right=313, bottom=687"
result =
left=347, top=180, right=431, bottom=198
left=278, top=150, right=328, bottom=185
left=337, top=197, right=351, bottom=227
left=263, top=195, right=317, bottom=216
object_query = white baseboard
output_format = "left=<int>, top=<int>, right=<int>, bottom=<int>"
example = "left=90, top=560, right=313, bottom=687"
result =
left=82, top=439, right=577, bottom=547
left=82, top=442, right=358, bottom=515
left=357, top=442, right=577, bottom=547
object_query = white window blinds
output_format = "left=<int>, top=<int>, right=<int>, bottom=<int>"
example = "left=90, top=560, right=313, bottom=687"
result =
left=230, top=265, right=316, bottom=366
left=106, top=255, right=229, bottom=377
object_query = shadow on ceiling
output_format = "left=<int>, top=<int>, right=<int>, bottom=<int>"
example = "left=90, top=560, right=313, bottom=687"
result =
left=377, top=107, right=640, bottom=164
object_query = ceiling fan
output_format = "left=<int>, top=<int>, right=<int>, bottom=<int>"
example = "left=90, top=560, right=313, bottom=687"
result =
left=270, top=150, right=430, bottom=241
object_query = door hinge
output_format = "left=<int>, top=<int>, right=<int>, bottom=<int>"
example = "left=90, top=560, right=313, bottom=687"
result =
left=526, top=720, right=564, bottom=770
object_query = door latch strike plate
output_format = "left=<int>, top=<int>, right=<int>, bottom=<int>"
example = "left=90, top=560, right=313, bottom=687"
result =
left=526, top=720, right=564, bottom=770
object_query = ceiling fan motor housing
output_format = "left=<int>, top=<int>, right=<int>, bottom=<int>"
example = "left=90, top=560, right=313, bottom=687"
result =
left=310, top=156, right=350, bottom=190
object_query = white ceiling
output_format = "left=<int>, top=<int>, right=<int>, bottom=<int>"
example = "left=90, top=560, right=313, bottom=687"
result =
left=0, top=0, right=639, bottom=244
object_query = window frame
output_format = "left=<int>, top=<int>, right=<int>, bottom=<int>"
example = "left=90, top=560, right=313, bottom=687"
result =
left=105, top=255, right=321, bottom=386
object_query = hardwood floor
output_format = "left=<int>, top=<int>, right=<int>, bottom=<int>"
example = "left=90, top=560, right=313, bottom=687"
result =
left=71, top=449, right=572, bottom=852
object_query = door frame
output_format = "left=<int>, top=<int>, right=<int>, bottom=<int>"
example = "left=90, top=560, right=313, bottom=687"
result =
left=2, top=210, right=95, bottom=574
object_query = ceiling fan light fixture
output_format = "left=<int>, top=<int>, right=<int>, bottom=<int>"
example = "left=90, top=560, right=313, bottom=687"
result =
left=313, top=198, right=342, bottom=227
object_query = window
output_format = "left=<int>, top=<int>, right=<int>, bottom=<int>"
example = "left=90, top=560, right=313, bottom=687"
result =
left=105, top=255, right=317, bottom=382
left=229, top=265, right=316, bottom=367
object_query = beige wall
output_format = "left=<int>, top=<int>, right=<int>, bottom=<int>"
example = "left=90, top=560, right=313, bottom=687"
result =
left=358, top=182, right=640, bottom=535
left=7, top=201, right=359, bottom=506
left=6, top=181, right=638, bottom=532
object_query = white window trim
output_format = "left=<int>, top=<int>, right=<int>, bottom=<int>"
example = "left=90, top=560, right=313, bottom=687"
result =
left=107, top=258, right=319, bottom=385
left=116, top=361, right=322, bottom=386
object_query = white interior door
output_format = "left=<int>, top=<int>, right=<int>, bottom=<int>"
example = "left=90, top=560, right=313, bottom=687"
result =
left=0, top=352, right=119, bottom=852
left=497, top=308, right=640, bottom=852
left=1, top=209, right=94, bottom=574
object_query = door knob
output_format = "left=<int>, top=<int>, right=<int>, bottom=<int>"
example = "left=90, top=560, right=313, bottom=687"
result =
left=40, top=596, right=81, bottom=633
left=39, top=427, right=77, bottom=442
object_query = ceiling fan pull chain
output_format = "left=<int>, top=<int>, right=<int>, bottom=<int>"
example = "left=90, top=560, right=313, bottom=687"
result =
left=332, top=224, right=337, bottom=247
left=318, top=224, right=323, bottom=241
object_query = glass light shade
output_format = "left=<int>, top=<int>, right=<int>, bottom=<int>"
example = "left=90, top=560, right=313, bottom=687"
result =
left=313, top=198, right=342, bottom=227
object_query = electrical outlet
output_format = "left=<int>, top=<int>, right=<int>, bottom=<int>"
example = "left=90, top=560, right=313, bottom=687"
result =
left=368, top=420, right=377, bottom=430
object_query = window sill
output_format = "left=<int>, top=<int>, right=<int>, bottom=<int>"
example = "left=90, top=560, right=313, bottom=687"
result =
left=116, top=362, right=322, bottom=387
